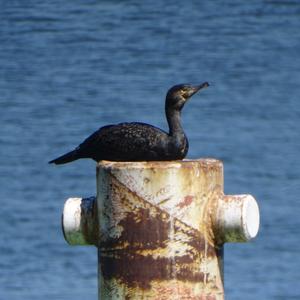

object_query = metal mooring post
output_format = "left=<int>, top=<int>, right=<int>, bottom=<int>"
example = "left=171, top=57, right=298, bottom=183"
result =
left=62, top=159, right=259, bottom=300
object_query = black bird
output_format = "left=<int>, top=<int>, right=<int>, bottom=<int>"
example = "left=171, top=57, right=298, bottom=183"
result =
left=49, top=82, right=209, bottom=164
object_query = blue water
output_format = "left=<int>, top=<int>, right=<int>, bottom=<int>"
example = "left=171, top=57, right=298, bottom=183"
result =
left=1, top=1, right=300, bottom=299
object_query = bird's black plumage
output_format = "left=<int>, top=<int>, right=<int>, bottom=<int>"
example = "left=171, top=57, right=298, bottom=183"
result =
left=49, top=82, right=209, bottom=164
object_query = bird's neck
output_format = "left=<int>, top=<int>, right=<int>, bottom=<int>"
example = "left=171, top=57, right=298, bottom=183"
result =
left=166, top=107, right=184, bottom=137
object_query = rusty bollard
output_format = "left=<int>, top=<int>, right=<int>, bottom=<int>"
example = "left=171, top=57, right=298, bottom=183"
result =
left=62, top=159, right=259, bottom=300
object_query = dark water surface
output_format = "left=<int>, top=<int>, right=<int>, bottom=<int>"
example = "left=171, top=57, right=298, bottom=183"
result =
left=1, top=1, right=300, bottom=299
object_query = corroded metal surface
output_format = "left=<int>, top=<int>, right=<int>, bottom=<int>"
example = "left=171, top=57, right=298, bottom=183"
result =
left=97, top=159, right=225, bottom=299
left=61, top=158, right=259, bottom=299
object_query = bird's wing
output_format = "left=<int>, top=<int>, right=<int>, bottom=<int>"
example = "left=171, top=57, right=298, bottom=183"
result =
left=76, top=122, right=167, bottom=161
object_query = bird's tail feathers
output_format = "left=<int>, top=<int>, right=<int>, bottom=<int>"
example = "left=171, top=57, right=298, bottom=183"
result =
left=49, top=149, right=80, bottom=165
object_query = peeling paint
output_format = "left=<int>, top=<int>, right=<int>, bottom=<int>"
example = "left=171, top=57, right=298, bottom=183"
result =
left=97, top=159, right=225, bottom=299
left=62, top=159, right=259, bottom=299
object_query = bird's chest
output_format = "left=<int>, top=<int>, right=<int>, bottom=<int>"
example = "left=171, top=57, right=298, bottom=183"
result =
left=168, top=134, right=188, bottom=158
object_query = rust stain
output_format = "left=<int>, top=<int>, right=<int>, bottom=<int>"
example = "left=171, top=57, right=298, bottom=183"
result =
left=101, top=208, right=169, bottom=250
left=176, top=195, right=194, bottom=209
left=97, top=160, right=224, bottom=297
left=100, top=174, right=216, bottom=256
left=80, top=197, right=99, bottom=246
left=98, top=176, right=217, bottom=290
left=100, top=251, right=205, bottom=289
left=152, top=283, right=218, bottom=300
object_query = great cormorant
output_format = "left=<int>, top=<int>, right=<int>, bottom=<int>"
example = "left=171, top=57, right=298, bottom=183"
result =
left=49, top=82, right=209, bottom=164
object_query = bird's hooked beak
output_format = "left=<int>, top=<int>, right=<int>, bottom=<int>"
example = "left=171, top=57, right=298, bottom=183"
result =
left=186, top=82, right=209, bottom=99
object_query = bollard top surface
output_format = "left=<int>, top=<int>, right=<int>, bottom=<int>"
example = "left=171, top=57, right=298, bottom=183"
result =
left=98, top=158, right=223, bottom=170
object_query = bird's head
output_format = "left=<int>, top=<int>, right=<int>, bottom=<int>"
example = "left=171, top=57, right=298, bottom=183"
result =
left=166, top=82, right=209, bottom=111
